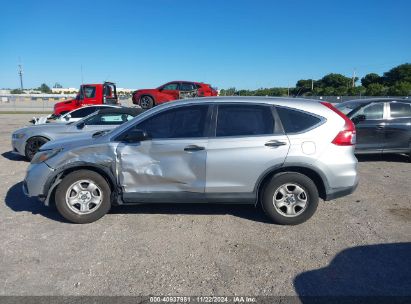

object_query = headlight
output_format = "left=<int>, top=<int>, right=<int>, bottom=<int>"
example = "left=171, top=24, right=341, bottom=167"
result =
left=31, top=148, right=62, bottom=164
left=12, top=133, right=25, bottom=139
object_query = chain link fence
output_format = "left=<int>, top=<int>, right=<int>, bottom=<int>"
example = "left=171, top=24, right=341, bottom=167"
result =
left=0, top=94, right=133, bottom=112
left=1, top=94, right=409, bottom=112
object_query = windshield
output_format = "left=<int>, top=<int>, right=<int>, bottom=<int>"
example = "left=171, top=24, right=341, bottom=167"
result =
left=335, top=101, right=365, bottom=115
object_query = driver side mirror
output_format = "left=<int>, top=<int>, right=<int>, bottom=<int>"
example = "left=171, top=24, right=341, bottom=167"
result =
left=64, top=114, right=71, bottom=121
left=352, top=114, right=366, bottom=124
left=77, top=121, right=85, bottom=129
left=122, top=129, right=150, bottom=142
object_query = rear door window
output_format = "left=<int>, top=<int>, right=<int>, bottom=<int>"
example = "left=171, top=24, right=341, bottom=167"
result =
left=277, top=107, right=322, bottom=133
left=216, top=104, right=274, bottom=137
left=389, top=102, right=411, bottom=118
left=180, top=82, right=196, bottom=91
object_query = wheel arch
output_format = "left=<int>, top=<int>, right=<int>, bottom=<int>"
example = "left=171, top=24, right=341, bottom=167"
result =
left=43, top=162, right=119, bottom=204
left=26, top=135, right=51, bottom=144
left=24, top=135, right=52, bottom=156
left=255, top=165, right=328, bottom=202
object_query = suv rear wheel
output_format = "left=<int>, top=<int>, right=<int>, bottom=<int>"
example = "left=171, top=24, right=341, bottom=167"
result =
left=55, top=170, right=111, bottom=224
left=262, top=172, right=319, bottom=225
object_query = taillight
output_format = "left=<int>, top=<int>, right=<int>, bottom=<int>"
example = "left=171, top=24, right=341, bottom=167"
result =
left=321, top=102, right=356, bottom=146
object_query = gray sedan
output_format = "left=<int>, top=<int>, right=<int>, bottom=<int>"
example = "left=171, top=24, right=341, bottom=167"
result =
left=12, top=107, right=143, bottom=160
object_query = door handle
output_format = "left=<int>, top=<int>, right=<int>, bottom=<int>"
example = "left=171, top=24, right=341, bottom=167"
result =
left=184, top=145, right=205, bottom=152
left=376, top=124, right=386, bottom=131
left=265, top=140, right=287, bottom=147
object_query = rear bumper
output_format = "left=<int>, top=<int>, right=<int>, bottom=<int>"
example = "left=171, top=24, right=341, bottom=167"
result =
left=325, top=176, right=359, bottom=201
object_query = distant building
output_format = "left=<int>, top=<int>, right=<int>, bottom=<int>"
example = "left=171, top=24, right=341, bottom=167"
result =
left=117, top=88, right=134, bottom=94
left=51, top=88, right=78, bottom=93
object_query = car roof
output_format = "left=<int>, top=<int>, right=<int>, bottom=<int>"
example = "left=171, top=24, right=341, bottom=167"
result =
left=340, top=97, right=410, bottom=104
left=162, top=96, right=323, bottom=107
left=80, top=104, right=119, bottom=108
left=98, top=107, right=144, bottom=116
left=167, top=80, right=204, bottom=84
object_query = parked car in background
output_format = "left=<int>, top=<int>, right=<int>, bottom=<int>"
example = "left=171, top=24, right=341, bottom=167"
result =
left=335, top=98, right=411, bottom=160
left=30, top=105, right=121, bottom=125
left=53, top=82, right=119, bottom=116
left=23, top=97, right=358, bottom=224
left=12, top=107, right=143, bottom=160
left=132, top=81, right=218, bottom=109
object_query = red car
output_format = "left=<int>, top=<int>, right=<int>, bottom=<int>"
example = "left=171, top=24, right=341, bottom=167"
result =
left=132, top=81, right=218, bottom=109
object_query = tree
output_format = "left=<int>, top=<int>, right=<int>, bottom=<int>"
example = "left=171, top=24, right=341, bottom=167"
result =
left=348, top=86, right=366, bottom=96
left=295, top=79, right=314, bottom=95
left=220, top=87, right=236, bottom=96
left=383, top=63, right=411, bottom=85
left=361, top=73, right=381, bottom=87
left=53, top=82, right=63, bottom=88
left=387, top=81, right=411, bottom=96
left=320, top=86, right=335, bottom=96
left=334, top=86, right=348, bottom=96
left=10, top=89, right=25, bottom=94
left=365, top=83, right=386, bottom=96
left=38, top=83, right=52, bottom=93
left=318, top=73, right=352, bottom=88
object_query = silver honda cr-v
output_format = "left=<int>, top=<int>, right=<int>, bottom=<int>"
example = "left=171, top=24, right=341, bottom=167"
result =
left=23, top=97, right=358, bottom=225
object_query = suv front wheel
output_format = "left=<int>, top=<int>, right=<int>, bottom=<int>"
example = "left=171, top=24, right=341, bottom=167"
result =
left=55, top=170, right=111, bottom=224
left=262, top=172, right=319, bottom=225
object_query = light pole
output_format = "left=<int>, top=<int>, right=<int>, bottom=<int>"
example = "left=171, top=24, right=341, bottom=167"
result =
left=18, top=64, right=23, bottom=90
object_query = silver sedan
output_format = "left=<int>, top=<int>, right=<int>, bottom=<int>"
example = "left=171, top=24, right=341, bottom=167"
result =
left=12, top=107, right=143, bottom=160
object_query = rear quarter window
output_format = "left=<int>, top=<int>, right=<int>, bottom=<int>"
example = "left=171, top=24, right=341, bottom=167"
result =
left=277, top=107, right=322, bottom=133
left=390, top=102, right=411, bottom=118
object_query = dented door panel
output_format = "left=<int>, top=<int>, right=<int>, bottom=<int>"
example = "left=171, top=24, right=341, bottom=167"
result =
left=116, top=139, right=207, bottom=194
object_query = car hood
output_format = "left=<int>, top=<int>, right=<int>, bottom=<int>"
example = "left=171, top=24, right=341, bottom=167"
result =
left=40, top=133, right=102, bottom=151
left=13, top=123, right=71, bottom=135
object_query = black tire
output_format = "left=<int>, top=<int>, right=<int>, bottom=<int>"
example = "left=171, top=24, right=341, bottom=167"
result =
left=25, top=136, right=49, bottom=160
left=139, top=95, right=154, bottom=109
left=261, top=172, right=319, bottom=225
left=55, top=170, right=111, bottom=224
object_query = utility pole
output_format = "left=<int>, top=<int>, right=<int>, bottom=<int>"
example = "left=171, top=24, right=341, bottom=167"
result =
left=18, top=64, right=24, bottom=90
left=80, top=64, right=84, bottom=84
left=352, top=68, right=356, bottom=88
left=311, top=79, right=314, bottom=91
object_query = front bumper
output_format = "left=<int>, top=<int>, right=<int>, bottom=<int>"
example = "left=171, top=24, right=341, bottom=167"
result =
left=11, top=138, right=26, bottom=156
left=24, top=162, right=55, bottom=198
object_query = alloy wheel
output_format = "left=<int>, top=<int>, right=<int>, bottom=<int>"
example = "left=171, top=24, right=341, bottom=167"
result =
left=65, top=180, right=103, bottom=215
left=272, top=183, right=308, bottom=217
